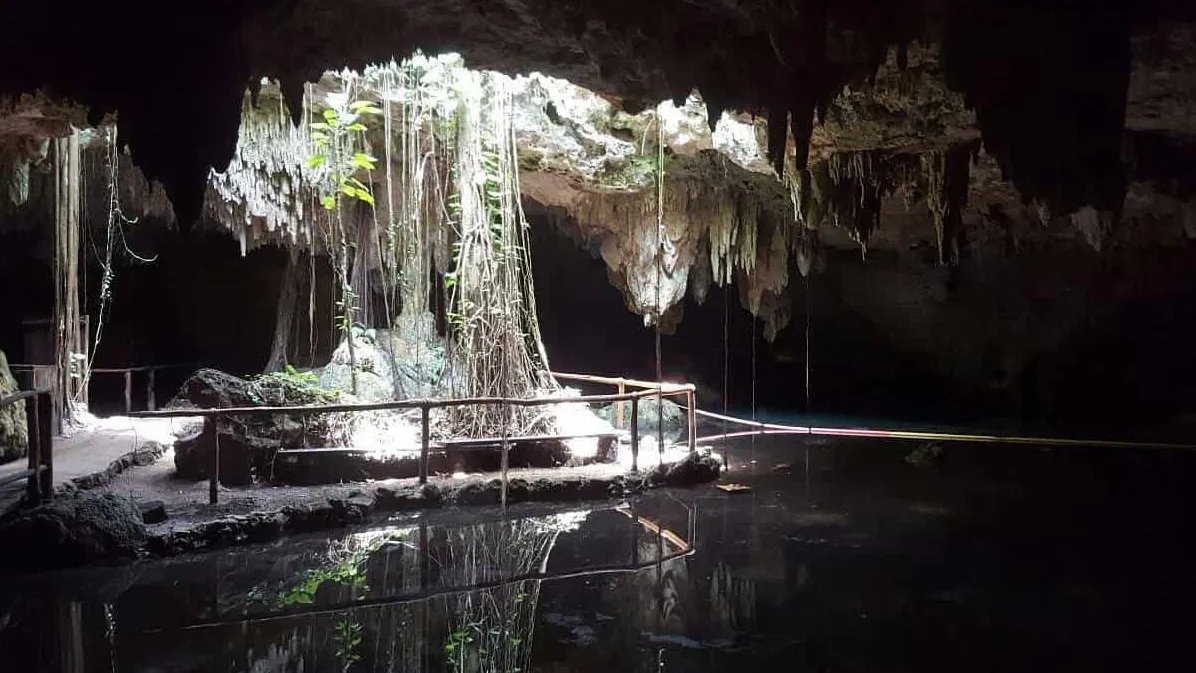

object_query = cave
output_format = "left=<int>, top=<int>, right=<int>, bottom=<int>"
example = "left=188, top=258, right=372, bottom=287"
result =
left=1, top=0, right=1196, bottom=670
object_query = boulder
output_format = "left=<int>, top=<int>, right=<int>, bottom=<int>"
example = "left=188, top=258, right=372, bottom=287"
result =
left=597, top=397, right=687, bottom=438
left=0, top=349, right=27, bottom=463
left=318, top=318, right=450, bottom=401
left=174, top=420, right=280, bottom=486
left=649, top=452, right=721, bottom=487
left=168, top=368, right=351, bottom=485
left=0, top=492, right=146, bottom=573
left=165, top=367, right=256, bottom=409
left=139, top=500, right=168, bottom=524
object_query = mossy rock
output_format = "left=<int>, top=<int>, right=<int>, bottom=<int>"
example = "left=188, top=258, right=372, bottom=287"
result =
left=0, top=349, right=27, bottom=463
left=0, top=492, right=146, bottom=573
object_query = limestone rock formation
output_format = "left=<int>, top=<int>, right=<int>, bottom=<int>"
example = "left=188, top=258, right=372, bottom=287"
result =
left=597, top=397, right=688, bottom=439
left=0, top=349, right=27, bottom=463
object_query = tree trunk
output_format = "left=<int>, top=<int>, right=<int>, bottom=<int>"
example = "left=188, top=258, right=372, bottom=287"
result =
left=265, top=249, right=300, bottom=373
left=52, top=132, right=82, bottom=427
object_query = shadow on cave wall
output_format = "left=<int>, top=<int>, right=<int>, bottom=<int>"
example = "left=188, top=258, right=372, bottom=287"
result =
left=0, top=224, right=338, bottom=416
left=526, top=209, right=969, bottom=424
left=1020, top=280, right=1196, bottom=438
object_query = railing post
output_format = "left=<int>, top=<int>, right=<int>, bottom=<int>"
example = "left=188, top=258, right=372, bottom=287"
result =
left=25, top=392, right=41, bottom=505
left=616, top=380, right=625, bottom=430
left=146, top=369, right=156, bottom=411
left=38, top=391, right=52, bottom=499
left=687, top=389, right=697, bottom=455
left=419, top=405, right=430, bottom=485
left=123, top=371, right=132, bottom=414
left=209, top=418, right=220, bottom=505
left=630, top=396, right=640, bottom=472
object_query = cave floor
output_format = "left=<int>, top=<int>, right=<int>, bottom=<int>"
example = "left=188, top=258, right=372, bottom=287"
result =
left=6, top=414, right=636, bottom=534
left=0, top=415, right=185, bottom=515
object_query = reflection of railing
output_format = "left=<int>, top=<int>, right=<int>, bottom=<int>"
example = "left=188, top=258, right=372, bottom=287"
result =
left=136, top=506, right=694, bottom=634
left=0, top=389, right=54, bottom=507
left=128, top=377, right=697, bottom=504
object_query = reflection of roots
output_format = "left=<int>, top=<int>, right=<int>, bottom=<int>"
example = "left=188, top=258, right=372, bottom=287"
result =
left=434, top=514, right=584, bottom=672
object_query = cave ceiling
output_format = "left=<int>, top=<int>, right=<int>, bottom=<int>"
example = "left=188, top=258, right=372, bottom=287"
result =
left=2, top=0, right=1196, bottom=232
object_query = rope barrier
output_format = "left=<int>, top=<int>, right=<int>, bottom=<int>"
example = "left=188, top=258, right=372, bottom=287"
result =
left=691, top=408, right=1196, bottom=451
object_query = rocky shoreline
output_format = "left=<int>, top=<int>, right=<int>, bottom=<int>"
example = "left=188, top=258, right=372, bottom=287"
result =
left=0, top=452, right=720, bottom=574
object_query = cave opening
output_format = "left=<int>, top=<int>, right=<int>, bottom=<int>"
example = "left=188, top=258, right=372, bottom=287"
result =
left=3, top=3, right=1196, bottom=669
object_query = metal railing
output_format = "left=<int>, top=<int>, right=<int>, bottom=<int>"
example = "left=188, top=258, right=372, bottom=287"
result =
left=9, top=362, right=195, bottom=415
left=127, top=372, right=698, bottom=505
left=87, top=363, right=196, bottom=413
left=0, top=389, right=54, bottom=506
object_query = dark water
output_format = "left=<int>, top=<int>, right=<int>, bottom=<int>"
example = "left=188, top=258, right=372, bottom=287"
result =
left=1, top=436, right=1193, bottom=672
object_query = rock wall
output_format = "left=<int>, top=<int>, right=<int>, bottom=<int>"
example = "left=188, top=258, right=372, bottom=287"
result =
left=0, top=349, right=26, bottom=462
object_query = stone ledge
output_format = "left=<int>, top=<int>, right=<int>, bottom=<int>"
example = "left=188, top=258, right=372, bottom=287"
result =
left=60, top=441, right=168, bottom=492
left=146, top=453, right=719, bottom=557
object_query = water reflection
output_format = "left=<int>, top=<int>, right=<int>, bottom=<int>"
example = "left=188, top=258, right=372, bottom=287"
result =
left=3, top=436, right=1195, bottom=672
left=0, top=502, right=695, bottom=672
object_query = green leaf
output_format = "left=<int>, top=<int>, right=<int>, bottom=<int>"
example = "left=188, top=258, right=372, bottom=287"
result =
left=321, top=194, right=337, bottom=210
left=309, top=130, right=327, bottom=142
left=306, top=154, right=326, bottom=169
left=351, top=101, right=383, bottom=115
left=347, top=122, right=367, bottom=132
left=323, top=108, right=339, bottom=123
left=355, top=188, right=375, bottom=206
left=341, top=185, right=357, bottom=198
left=350, top=153, right=376, bottom=170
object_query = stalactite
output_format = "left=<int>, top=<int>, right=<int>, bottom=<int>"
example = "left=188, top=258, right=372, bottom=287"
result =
left=206, top=87, right=322, bottom=253
left=921, top=141, right=975, bottom=265
left=4, top=155, right=28, bottom=208
left=1071, top=206, right=1114, bottom=252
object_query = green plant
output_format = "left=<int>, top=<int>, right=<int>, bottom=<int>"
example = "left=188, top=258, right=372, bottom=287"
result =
left=309, top=95, right=381, bottom=395
left=251, top=364, right=335, bottom=400
left=309, top=100, right=381, bottom=209
left=333, top=615, right=364, bottom=672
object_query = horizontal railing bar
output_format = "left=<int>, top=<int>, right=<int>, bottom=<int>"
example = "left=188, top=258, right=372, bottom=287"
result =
left=693, top=409, right=1196, bottom=451
left=276, top=431, right=624, bottom=455
left=0, top=469, right=36, bottom=487
left=551, top=371, right=684, bottom=390
left=126, top=385, right=695, bottom=419
left=0, top=389, right=51, bottom=407
left=442, top=431, right=623, bottom=447
left=88, top=363, right=196, bottom=373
